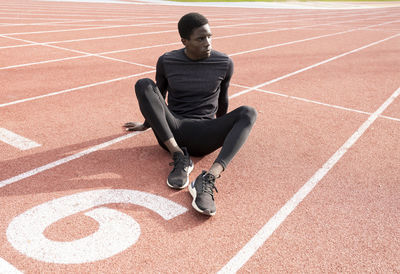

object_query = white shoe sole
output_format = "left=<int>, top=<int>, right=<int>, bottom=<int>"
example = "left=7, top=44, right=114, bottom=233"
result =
left=166, top=163, right=194, bottom=189
left=188, top=181, right=216, bottom=216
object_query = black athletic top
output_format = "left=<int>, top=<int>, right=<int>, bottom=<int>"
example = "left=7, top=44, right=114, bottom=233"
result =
left=156, top=48, right=233, bottom=119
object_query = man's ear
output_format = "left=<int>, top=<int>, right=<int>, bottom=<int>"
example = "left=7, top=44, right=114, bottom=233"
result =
left=181, top=38, right=187, bottom=46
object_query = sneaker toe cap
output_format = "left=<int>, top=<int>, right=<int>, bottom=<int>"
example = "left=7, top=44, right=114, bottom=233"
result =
left=196, top=197, right=216, bottom=213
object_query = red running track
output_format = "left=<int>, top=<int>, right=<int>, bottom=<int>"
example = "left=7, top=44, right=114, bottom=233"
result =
left=0, top=0, right=399, bottom=273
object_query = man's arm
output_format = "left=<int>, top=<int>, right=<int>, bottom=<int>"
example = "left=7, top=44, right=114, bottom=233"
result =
left=216, top=58, right=233, bottom=118
left=156, top=55, right=168, bottom=99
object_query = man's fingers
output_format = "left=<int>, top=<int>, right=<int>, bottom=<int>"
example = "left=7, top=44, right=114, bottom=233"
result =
left=123, top=122, right=142, bottom=128
left=123, top=121, right=145, bottom=131
left=123, top=122, right=135, bottom=127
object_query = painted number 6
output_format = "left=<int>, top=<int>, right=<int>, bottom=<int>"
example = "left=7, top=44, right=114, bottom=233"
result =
left=6, top=189, right=187, bottom=264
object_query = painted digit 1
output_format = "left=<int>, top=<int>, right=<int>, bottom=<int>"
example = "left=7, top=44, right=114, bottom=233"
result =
left=6, top=189, right=187, bottom=264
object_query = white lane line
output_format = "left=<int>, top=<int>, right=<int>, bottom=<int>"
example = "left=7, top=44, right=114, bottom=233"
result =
left=380, top=114, right=400, bottom=122
left=233, top=83, right=373, bottom=115
left=219, top=85, right=400, bottom=273
left=0, top=131, right=145, bottom=189
left=0, top=53, right=92, bottom=70
left=232, top=83, right=400, bottom=122
left=0, top=257, right=22, bottom=274
left=0, top=70, right=155, bottom=108
left=0, top=128, right=41, bottom=150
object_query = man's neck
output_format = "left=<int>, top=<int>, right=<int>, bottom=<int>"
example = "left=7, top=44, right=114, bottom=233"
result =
left=184, top=48, right=197, bottom=60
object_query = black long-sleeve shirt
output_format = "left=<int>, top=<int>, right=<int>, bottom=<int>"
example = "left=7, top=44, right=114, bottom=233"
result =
left=156, top=48, right=233, bottom=119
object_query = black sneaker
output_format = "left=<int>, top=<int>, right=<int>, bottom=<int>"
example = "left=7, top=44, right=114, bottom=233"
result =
left=189, top=171, right=218, bottom=216
left=167, top=147, right=194, bottom=189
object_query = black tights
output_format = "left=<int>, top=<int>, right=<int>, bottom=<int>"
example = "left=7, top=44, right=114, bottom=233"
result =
left=135, top=78, right=257, bottom=170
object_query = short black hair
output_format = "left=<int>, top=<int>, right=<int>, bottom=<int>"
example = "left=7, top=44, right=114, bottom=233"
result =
left=178, top=12, right=209, bottom=40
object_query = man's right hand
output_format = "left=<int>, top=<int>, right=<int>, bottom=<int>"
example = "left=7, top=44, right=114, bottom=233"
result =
left=123, top=122, right=149, bottom=132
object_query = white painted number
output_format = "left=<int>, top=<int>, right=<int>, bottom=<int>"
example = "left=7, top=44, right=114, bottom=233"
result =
left=6, top=189, right=187, bottom=264
left=0, top=257, right=22, bottom=273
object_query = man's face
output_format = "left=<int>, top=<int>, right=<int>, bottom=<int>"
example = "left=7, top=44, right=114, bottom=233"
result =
left=182, top=24, right=212, bottom=60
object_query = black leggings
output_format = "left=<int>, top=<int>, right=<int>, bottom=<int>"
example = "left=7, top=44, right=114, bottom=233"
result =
left=135, top=78, right=257, bottom=170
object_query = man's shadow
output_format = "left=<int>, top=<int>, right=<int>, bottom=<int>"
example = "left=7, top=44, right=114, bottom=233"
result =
left=1, top=133, right=214, bottom=231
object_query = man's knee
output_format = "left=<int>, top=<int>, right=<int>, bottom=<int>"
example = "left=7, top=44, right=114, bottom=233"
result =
left=135, top=78, right=155, bottom=99
left=239, top=106, right=257, bottom=125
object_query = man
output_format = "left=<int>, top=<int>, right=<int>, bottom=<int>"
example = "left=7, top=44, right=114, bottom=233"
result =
left=124, top=12, right=257, bottom=216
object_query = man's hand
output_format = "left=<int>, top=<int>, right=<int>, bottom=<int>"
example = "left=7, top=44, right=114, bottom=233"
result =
left=123, top=122, right=149, bottom=132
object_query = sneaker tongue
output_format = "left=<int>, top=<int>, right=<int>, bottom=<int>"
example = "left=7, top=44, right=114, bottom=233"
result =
left=173, top=151, right=183, bottom=158
left=172, top=152, right=183, bottom=162
left=172, top=152, right=188, bottom=169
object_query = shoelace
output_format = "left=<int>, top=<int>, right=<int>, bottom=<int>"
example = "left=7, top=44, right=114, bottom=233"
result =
left=202, top=173, right=218, bottom=199
left=169, top=152, right=189, bottom=171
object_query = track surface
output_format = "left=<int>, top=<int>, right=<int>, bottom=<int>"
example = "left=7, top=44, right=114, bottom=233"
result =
left=0, top=0, right=399, bottom=273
